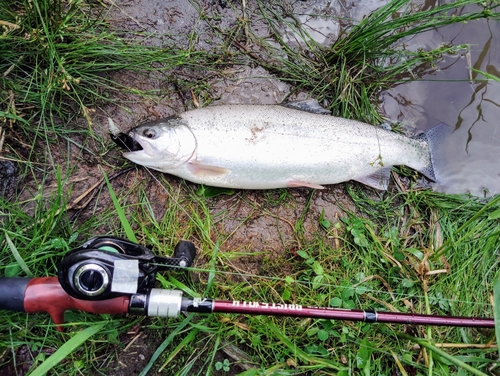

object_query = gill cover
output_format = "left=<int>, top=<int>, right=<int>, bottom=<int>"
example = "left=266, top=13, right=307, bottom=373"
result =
left=123, top=117, right=197, bottom=170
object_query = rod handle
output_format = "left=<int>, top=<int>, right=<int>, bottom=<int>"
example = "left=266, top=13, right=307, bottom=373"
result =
left=0, top=277, right=30, bottom=312
left=22, top=277, right=130, bottom=331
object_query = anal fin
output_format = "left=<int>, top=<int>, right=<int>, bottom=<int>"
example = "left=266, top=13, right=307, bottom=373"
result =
left=288, top=180, right=326, bottom=189
left=353, top=168, right=392, bottom=190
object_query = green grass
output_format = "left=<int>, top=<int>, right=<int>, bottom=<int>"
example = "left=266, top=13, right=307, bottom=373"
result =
left=2, top=174, right=498, bottom=374
left=1, top=0, right=500, bottom=375
left=246, top=0, right=500, bottom=123
left=0, top=0, right=230, bottom=141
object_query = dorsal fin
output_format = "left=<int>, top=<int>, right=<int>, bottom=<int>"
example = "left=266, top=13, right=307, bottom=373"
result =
left=282, top=100, right=331, bottom=115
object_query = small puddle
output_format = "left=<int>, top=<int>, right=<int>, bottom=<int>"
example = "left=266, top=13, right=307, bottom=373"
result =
left=278, top=0, right=500, bottom=196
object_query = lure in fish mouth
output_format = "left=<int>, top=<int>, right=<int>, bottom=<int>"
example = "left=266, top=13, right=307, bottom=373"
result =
left=111, top=132, right=143, bottom=152
left=108, top=103, right=450, bottom=190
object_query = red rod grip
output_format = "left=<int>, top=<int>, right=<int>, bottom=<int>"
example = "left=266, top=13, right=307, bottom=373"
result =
left=24, top=277, right=130, bottom=332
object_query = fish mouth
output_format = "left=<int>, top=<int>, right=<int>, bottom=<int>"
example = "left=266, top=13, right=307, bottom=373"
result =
left=110, top=132, right=143, bottom=152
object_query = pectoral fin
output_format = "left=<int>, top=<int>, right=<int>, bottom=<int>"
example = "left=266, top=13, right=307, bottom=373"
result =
left=188, top=162, right=230, bottom=176
left=288, top=180, right=326, bottom=189
left=353, top=168, right=392, bottom=190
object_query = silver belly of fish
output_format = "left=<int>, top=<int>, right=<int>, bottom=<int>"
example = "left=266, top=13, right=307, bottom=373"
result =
left=122, top=105, right=438, bottom=190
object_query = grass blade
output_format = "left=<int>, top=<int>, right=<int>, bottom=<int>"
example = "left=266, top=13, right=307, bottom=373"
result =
left=102, top=169, right=137, bottom=243
left=398, top=333, right=488, bottom=376
left=266, top=319, right=341, bottom=370
left=158, top=327, right=199, bottom=372
left=3, top=232, right=32, bottom=277
left=470, top=68, right=500, bottom=83
left=29, top=322, right=105, bottom=376
left=494, top=274, right=500, bottom=360
left=138, top=314, right=194, bottom=376
left=390, top=350, right=409, bottom=376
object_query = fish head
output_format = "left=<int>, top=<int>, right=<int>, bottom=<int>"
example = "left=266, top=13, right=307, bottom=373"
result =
left=116, top=117, right=197, bottom=171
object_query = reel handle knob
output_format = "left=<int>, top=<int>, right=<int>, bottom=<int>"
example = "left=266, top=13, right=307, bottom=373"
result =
left=172, top=241, right=197, bottom=268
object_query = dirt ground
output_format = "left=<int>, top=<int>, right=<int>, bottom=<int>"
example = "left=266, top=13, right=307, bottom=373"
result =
left=79, top=0, right=361, bottom=268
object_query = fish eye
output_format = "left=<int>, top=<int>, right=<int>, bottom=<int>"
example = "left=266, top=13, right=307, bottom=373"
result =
left=143, top=128, right=156, bottom=139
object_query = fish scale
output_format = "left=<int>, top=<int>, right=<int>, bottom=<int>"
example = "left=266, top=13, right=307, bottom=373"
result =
left=116, top=104, right=448, bottom=190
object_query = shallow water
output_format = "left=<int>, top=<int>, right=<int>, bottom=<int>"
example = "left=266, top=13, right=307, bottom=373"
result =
left=380, top=17, right=500, bottom=196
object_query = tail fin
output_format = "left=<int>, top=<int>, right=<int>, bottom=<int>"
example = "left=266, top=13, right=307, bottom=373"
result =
left=417, top=123, right=452, bottom=183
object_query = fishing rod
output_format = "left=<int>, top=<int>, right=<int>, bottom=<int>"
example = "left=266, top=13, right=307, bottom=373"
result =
left=0, top=236, right=494, bottom=331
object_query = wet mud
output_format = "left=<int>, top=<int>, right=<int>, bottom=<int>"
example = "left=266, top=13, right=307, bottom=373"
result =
left=0, top=160, right=18, bottom=198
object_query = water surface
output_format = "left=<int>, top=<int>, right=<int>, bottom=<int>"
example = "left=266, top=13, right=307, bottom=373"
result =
left=378, top=14, right=500, bottom=196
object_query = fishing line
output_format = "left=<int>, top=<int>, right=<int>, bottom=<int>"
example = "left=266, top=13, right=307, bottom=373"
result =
left=108, top=123, right=495, bottom=314
left=115, top=153, right=270, bottom=299
left=112, top=140, right=279, bottom=303
left=150, top=263, right=494, bottom=311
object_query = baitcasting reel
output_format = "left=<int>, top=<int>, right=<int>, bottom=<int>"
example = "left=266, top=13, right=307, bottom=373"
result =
left=57, top=236, right=196, bottom=300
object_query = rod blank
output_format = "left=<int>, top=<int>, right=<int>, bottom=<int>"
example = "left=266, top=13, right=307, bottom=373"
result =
left=181, top=297, right=494, bottom=328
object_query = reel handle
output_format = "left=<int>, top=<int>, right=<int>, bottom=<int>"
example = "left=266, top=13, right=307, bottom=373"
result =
left=171, top=241, right=197, bottom=268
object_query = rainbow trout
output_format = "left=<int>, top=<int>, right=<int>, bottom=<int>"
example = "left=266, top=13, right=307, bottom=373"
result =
left=111, top=103, right=448, bottom=190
